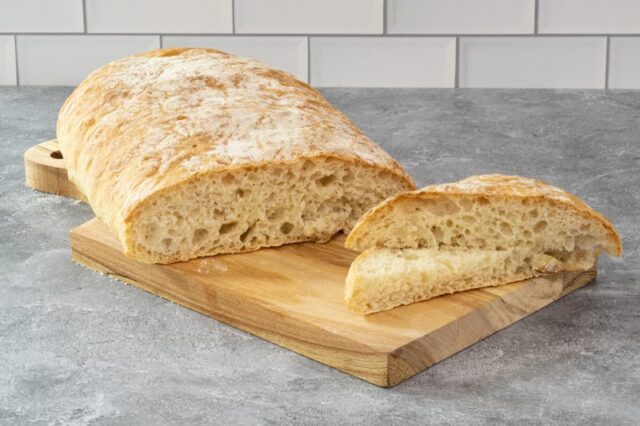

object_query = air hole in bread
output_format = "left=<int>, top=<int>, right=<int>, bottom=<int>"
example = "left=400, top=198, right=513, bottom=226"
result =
left=222, top=174, right=236, bottom=185
left=500, top=222, right=513, bottom=236
left=280, top=222, right=294, bottom=235
left=317, top=174, right=336, bottom=187
left=192, top=228, right=208, bottom=245
left=219, top=221, right=237, bottom=235
left=534, top=220, right=547, bottom=232
left=431, top=225, right=444, bottom=240
left=423, top=198, right=460, bottom=216
left=240, top=223, right=256, bottom=242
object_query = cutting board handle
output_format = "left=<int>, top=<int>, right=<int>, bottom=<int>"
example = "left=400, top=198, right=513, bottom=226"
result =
left=24, top=140, right=86, bottom=201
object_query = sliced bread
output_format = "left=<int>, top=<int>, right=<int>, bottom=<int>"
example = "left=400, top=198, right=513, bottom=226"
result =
left=344, top=174, right=621, bottom=314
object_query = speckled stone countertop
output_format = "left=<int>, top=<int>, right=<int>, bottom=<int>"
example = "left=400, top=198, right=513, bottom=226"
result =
left=1, top=87, right=638, bottom=425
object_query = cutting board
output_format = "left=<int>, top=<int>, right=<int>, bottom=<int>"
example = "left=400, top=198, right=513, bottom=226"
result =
left=24, top=141, right=597, bottom=387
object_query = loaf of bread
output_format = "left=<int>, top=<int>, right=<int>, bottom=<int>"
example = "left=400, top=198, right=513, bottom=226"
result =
left=344, top=174, right=621, bottom=314
left=57, top=48, right=414, bottom=263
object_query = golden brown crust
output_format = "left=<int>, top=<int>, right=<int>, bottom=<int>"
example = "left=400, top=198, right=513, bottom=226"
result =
left=57, top=47, right=414, bottom=254
left=345, top=174, right=622, bottom=256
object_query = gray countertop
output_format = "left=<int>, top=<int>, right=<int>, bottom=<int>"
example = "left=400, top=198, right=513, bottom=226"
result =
left=1, top=87, right=638, bottom=425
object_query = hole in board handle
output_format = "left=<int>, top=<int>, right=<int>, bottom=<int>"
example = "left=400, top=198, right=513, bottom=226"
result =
left=50, top=150, right=63, bottom=159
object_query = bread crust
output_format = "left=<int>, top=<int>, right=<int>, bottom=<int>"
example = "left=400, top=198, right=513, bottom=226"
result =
left=345, top=174, right=622, bottom=256
left=56, top=48, right=414, bottom=260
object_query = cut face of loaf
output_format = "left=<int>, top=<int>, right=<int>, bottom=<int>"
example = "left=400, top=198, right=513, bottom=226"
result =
left=344, top=174, right=621, bottom=314
left=346, top=174, right=621, bottom=258
left=346, top=247, right=596, bottom=315
left=57, top=48, right=414, bottom=263
left=131, top=157, right=409, bottom=263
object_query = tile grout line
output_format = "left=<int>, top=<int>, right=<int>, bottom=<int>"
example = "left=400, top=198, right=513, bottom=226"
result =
left=454, top=37, right=460, bottom=88
left=231, top=0, right=236, bottom=34
left=383, top=0, right=387, bottom=35
left=82, top=0, right=88, bottom=33
left=605, top=36, right=610, bottom=89
left=2, top=32, right=640, bottom=37
left=534, top=0, right=539, bottom=34
left=307, top=36, right=311, bottom=84
left=159, top=35, right=163, bottom=48
left=13, top=35, right=19, bottom=86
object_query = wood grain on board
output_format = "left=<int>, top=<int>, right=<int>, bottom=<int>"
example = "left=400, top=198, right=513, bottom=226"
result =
left=24, top=140, right=86, bottom=201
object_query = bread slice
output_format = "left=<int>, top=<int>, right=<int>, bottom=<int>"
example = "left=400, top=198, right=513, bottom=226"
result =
left=345, top=174, right=621, bottom=314
left=57, top=48, right=414, bottom=263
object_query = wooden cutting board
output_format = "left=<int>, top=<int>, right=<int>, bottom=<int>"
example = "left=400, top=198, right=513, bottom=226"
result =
left=24, top=141, right=598, bottom=387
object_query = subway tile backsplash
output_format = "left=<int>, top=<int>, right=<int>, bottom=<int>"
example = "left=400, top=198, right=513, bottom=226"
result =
left=85, top=0, right=233, bottom=34
left=2, top=0, right=639, bottom=88
left=459, top=37, right=606, bottom=89
left=17, top=35, right=160, bottom=85
left=234, top=0, right=383, bottom=34
left=0, top=0, right=84, bottom=33
left=0, top=36, right=16, bottom=85
left=538, top=0, right=640, bottom=34
left=387, top=0, right=535, bottom=34
left=310, top=37, right=455, bottom=87
left=609, top=37, right=640, bottom=89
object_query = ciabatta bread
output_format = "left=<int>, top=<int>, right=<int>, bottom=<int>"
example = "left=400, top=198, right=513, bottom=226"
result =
left=57, top=48, right=414, bottom=263
left=345, top=174, right=621, bottom=314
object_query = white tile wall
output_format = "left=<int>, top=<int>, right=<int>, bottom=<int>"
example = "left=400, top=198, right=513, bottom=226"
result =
left=387, top=0, right=534, bottom=34
left=609, top=38, right=640, bottom=89
left=539, top=0, right=640, bottom=34
left=234, top=0, right=383, bottom=34
left=310, top=37, right=455, bottom=87
left=163, top=36, right=308, bottom=81
left=2, top=1, right=640, bottom=87
left=86, top=0, right=232, bottom=34
left=0, top=36, right=16, bottom=85
left=0, top=0, right=83, bottom=33
left=17, top=36, right=160, bottom=86
left=459, top=37, right=606, bottom=88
